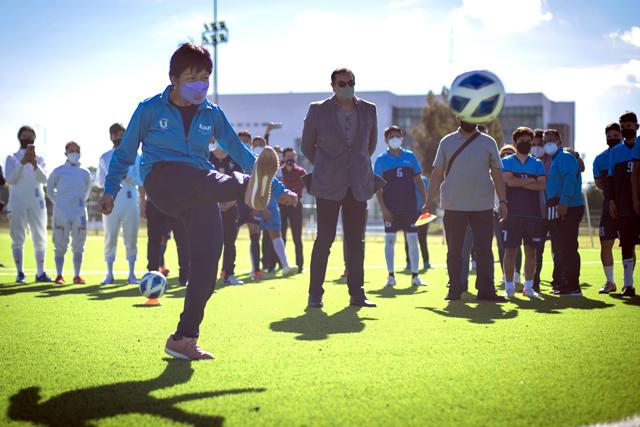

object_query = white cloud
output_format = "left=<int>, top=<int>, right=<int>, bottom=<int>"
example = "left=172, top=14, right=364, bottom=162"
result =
left=452, top=0, right=552, bottom=35
left=388, top=0, right=422, bottom=10
left=610, top=26, right=640, bottom=47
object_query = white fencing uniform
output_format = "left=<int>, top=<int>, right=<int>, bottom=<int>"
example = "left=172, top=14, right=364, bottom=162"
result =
left=5, top=149, right=48, bottom=273
left=96, top=148, right=141, bottom=263
left=46, top=161, right=92, bottom=261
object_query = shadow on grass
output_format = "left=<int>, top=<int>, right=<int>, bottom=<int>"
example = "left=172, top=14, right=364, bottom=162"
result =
left=369, top=285, right=427, bottom=299
left=509, top=293, right=614, bottom=314
left=608, top=294, right=640, bottom=307
left=7, top=359, right=266, bottom=427
left=270, top=306, right=377, bottom=340
left=418, top=301, right=518, bottom=324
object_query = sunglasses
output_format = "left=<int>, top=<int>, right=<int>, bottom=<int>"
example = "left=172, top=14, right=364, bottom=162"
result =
left=336, top=80, right=355, bottom=87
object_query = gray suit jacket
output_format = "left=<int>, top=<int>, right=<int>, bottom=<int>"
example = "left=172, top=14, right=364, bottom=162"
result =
left=300, top=96, right=378, bottom=202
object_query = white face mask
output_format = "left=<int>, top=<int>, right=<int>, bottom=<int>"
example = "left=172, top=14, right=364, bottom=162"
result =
left=209, top=142, right=218, bottom=152
left=544, top=142, right=559, bottom=156
left=388, top=137, right=402, bottom=150
left=253, top=146, right=264, bottom=155
left=531, top=146, right=545, bottom=158
left=67, top=152, right=81, bottom=164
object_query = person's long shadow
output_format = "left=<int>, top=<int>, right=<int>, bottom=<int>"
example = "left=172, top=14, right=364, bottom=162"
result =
left=0, top=282, right=56, bottom=297
left=270, top=306, right=377, bottom=340
left=509, top=293, right=615, bottom=314
left=603, top=294, right=640, bottom=308
left=418, top=301, right=518, bottom=324
left=369, top=285, right=427, bottom=299
left=7, top=359, right=266, bottom=427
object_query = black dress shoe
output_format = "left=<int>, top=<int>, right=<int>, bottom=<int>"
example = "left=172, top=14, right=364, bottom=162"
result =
left=350, top=298, right=377, bottom=307
left=618, top=286, right=636, bottom=297
left=298, top=266, right=304, bottom=274
left=476, top=293, right=506, bottom=302
left=445, top=293, right=461, bottom=300
left=307, top=296, right=323, bottom=308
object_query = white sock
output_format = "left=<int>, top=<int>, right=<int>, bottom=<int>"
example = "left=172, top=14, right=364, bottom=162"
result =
left=106, top=260, right=114, bottom=277
left=384, top=233, right=397, bottom=273
left=12, top=248, right=23, bottom=273
left=622, top=258, right=634, bottom=287
left=506, top=281, right=514, bottom=289
left=35, top=249, right=45, bottom=275
left=55, top=255, right=64, bottom=276
left=604, top=265, right=615, bottom=284
left=271, top=237, right=289, bottom=269
left=73, top=252, right=83, bottom=277
left=127, top=257, right=136, bottom=277
left=406, top=233, right=420, bottom=274
left=524, top=280, right=534, bottom=290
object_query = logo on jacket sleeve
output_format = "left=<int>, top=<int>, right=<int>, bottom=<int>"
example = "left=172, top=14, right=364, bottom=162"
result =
left=198, top=123, right=212, bottom=135
left=159, top=118, right=169, bottom=129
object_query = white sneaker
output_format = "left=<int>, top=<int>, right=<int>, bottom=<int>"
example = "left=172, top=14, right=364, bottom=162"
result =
left=411, top=276, right=426, bottom=286
left=225, top=275, right=244, bottom=285
left=514, top=272, right=521, bottom=284
left=523, top=287, right=539, bottom=298
left=101, top=274, right=114, bottom=285
left=282, top=266, right=297, bottom=277
left=504, top=283, right=516, bottom=298
left=386, top=275, right=396, bottom=287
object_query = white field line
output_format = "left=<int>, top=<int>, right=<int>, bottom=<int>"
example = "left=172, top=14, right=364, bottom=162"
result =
left=584, top=414, right=640, bottom=427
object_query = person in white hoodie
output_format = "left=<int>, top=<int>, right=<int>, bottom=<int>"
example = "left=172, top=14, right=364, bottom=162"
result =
left=5, top=125, right=52, bottom=284
left=46, top=142, right=93, bottom=285
left=96, top=123, right=142, bottom=285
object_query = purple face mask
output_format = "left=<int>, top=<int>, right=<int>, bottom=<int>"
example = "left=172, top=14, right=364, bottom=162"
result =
left=179, top=81, right=209, bottom=105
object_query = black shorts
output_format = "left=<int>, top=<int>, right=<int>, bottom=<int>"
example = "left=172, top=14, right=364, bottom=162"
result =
left=501, top=216, right=543, bottom=249
left=618, top=216, right=640, bottom=248
left=599, top=209, right=619, bottom=241
left=385, top=211, right=418, bottom=233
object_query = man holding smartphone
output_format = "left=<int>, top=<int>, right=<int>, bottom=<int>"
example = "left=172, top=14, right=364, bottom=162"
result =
left=5, top=126, right=52, bottom=283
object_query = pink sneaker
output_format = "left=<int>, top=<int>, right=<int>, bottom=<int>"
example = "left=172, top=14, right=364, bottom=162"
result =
left=164, top=335, right=214, bottom=360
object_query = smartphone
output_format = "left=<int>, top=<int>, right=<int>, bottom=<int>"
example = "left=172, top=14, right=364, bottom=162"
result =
left=26, top=144, right=35, bottom=154
left=269, top=122, right=283, bottom=129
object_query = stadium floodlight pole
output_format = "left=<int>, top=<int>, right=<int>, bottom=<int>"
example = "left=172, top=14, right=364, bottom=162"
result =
left=201, top=0, right=229, bottom=105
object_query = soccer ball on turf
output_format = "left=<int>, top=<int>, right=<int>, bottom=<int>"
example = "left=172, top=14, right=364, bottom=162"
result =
left=448, top=70, right=505, bottom=124
left=139, top=271, right=168, bottom=299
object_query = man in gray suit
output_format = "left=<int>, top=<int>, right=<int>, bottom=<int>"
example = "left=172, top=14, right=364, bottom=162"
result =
left=301, top=68, right=378, bottom=308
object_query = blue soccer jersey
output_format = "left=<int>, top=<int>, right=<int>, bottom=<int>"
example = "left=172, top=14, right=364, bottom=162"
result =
left=415, top=175, right=429, bottom=210
left=608, top=141, right=638, bottom=217
left=632, top=137, right=640, bottom=161
left=374, top=148, right=422, bottom=212
left=502, top=154, right=545, bottom=218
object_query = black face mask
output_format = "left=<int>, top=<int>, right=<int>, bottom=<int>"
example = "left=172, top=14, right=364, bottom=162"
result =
left=516, top=141, right=531, bottom=155
left=459, top=121, right=477, bottom=133
left=606, top=138, right=620, bottom=148
left=285, top=159, right=295, bottom=166
left=19, top=138, right=34, bottom=149
left=621, top=128, right=637, bottom=140
left=112, top=138, right=122, bottom=148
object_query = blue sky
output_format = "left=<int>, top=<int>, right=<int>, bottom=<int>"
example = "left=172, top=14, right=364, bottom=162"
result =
left=1, top=0, right=639, bottom=181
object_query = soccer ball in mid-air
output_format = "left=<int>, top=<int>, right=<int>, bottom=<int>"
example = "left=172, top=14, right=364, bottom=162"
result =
left=139, top=271, right=168, bottom=299
left=449, top=70, right=505, bottom=123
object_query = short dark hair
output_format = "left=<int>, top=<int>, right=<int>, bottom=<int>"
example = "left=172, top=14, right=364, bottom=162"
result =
left=169, top=43, right=213, bottom=79
left=331, top=67, right=355, bottom=84
left=605, top=122, right=621, bottom=133
left=384, top=125, right=403, bottom=138
left=65, top=141, right=80, bottom=152
left=533, top=128, right=544, bottom=139
left=252, top=136, right=266, bottom=145
left=238, top=130, right=251, bottom=139
left=17, top=125, right=35, bottom=139
left=282, top=147, right=294, bottom=156
left=543, top=129, right=562, bottom=143
left=512, top=126, right=534, bottom=142
left=619, top=111, right=638, bottom=124
left=109, top=123, right=125, bottom=137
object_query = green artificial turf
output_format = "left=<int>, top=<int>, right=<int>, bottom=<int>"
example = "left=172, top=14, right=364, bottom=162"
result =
left=0, top=230, right=638, bottom=426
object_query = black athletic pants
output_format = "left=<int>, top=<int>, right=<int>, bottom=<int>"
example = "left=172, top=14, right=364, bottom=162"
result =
left=221, top=205, right=239, bottom=278
left=146, top=200, right=189, bottom=282
left=549, top=206, right=584, bottom=292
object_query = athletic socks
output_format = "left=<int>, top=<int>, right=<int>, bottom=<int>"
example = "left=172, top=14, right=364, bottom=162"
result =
left=250, top=233, right=260, bottom=272
left=271, top=237, right=289, bottom=269
left=106, top=260, right=114, bottom=277
left=384, top=233, right=397, bottom=273
left=524, top=279, right=534, bottom=291
left=622, top=258, right=634, bottom=287
left=12, top=248, right=23, bottom=273
left=55, top=255, right=64, bottom=276
left=406, top=232, right=420, bottom=274
left=73, top=252, right=83, bottom=277
left=127, top=258, right=136, bottom=277
left=35, top=249, right=46, bottom=275
left=604, top=265, right=615, bottom=284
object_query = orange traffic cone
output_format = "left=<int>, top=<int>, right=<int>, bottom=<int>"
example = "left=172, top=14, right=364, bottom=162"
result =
left=144, top=298, right=162, bottom=306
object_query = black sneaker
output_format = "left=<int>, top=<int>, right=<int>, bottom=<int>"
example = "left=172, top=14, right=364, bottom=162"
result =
left=35, top=272, right=53, bottom=283
left=445, top=293, right=461, bottom=301
left=618, top=287, right=636, bottom=297
left=558, top=288, right=582, bottom=296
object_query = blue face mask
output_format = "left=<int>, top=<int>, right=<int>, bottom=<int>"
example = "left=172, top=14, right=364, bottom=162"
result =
left=179, top=81, right=209, bottom=105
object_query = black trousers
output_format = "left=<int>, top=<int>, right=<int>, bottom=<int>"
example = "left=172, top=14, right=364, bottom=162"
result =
left=533, top=220, right=552, bottom=286
left=146, top=200, right=189, bottom=281
left=145, top=162, right=246, bottom=339
left=443, top=209, right=496, bottom=296
left=309, top=188, right=366, bottom=299
left=221, top=205, right=239, bottom=277
left=550, top=206, right=584, bottom=291
left=262, top=231, right=278, bottom=271
left=404, top=223, right=430, bottom=266
left=281, top=203, right=304, bottom=269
